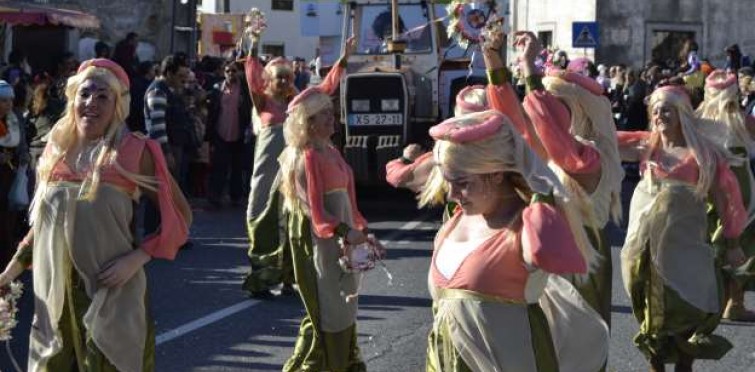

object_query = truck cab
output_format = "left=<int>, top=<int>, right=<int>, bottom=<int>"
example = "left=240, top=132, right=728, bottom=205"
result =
left=338, top=0, right=488, bottom=185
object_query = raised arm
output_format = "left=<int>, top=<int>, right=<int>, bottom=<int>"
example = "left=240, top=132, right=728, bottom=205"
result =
left=480, top=21, right=546, bottom=159
left=319, top=36, right=357, bottom=95
left=515, top=32, right=601, bottom=175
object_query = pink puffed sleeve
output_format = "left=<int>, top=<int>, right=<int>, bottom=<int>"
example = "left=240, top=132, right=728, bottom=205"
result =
left=318, top=61, right=345, bottom=95
left=713, top=158, right=747, bottom=239
left=523, top=91, right=601, bottom=174
left=521, top=202, right=587, bottom=274
left=385, top=152, right=432, bottom=188
left=303, top=149, right=342, bottom=238
left=487, top=84, right=546, bottom=157
left=141, top=139, right=190, bottom=260
left=244, top=56, right=266, bottom=95
left=487, top=84, right=529, bottom=136
left=616, top=130, right=650, bottom=147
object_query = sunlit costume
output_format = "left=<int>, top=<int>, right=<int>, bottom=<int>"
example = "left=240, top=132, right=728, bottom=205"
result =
left=519, top=68, right=624, bottom=330
left=696, top=70, right=755, bottom=321
left=421, top=110, right=608, bottom=372
left=619, top=85, right=746, bottom=367
left=279, top=87, right=369, bottom=372
left=13, top=59, right=189, bottom=371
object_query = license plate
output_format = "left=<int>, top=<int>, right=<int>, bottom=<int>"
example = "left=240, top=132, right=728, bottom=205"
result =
left=349, top=113, right=403, bottom=126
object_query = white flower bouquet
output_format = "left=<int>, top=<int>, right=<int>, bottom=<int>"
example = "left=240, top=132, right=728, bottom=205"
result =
left=0, top=282, right=23, bottom=341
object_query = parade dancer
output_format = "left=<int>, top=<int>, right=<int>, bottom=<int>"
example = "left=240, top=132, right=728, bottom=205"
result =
left=0, top=59, right=191, bottom=371
left=278, top=85, right=382, bottom=372
left=516, top=31, right=624, bottom=331
left=421, top=110, right=608, bottom=372
left=696, top=70, right=755, bottom=321
left=242, top=28, right=355, bottom=297
left=619, top=85, right=748, bottom=372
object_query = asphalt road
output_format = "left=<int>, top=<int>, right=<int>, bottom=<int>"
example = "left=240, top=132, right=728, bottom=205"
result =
left=0, top=183, right=753, bottom=372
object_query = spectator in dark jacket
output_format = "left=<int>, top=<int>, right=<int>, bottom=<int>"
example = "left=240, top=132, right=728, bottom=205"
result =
left=127, top=61, right=156, bottom=133
left=206, top=60, right=251, bottom=207
left=113, top=32, right=139, bottom=77
left=94, top=41, right=111, bottom=59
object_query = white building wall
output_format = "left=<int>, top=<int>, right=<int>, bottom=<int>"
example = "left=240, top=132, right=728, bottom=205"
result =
left=511, top=0, right=597, bottom=60
left=198, top=0, right=221, bottom=14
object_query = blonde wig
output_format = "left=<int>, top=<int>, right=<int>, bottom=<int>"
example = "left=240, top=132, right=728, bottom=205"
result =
left=263, top=60, right=297, bottom=98
left=278, top=90, right=333, bottom=212
left=542, top=76, right=624, bottom=225
left=31, top=65, right=155, bottom=221
left=419, top=110, right=600, bottom=272
left=696, top=75, right=755, bottom=156
left=646, top=87, right=725, bottom=198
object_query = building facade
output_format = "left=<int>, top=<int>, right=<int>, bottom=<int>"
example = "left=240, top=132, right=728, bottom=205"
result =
left=512, top=0, right=755, bottom=68
left=199, top=0, right=336, bottom=62
left=4, top=0, right=196, bottom=70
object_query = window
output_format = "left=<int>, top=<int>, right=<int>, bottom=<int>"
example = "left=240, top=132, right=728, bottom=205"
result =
left=262, top=43, right=285, bottom=57
left=272, top=0, right=294, bottom=11
left=651, top=30, right=695, bottom=69
left=538, top=31, right=553, bottom=51
left=352, top=4, right=433, bottom=55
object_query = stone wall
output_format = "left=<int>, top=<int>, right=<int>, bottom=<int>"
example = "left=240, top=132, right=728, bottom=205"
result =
left=596, top=0, right=755, bottom=68
left=48, top=0, right=177, bottom=59
left=511, top=0, right=755, bottom=69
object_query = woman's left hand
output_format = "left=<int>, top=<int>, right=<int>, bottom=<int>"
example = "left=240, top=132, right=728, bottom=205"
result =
left=98, top=249, right=152, bottom=288
left=343, top=36, right=357, bottom=60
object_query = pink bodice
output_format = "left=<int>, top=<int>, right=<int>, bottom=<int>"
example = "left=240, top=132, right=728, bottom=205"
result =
left=49, top=133, right=189, bottom=260
left=431, top=202, right=587, bottom=300
left=304, top=146, right=367, bottom=238
left=617, top=130, right=746, bottom=238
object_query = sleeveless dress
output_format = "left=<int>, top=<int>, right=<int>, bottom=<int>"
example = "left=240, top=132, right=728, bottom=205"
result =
left=427, top=195, right=608, bottom=372
left=13, top=131, right=188, bottom=372
left=620, top=140, right=746, bottom=363
left=283, top=146, right=368, bottom=372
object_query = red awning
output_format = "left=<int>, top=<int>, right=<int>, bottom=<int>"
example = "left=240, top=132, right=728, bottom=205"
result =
left=0, top=1, right=100, bottom=29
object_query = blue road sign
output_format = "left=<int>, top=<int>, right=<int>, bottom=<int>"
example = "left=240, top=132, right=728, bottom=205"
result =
left=572, top=22, right=599, bottom=48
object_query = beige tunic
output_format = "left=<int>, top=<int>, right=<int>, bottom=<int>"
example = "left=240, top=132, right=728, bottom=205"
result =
left=29, top=183, right=147, bottom=372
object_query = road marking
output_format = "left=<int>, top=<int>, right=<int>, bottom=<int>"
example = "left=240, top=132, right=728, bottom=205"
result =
left=381, top=213, right=435, bottom=241
left=156, top=299, right=260, bottom=345
left=155, top=214, right=435, bottom=346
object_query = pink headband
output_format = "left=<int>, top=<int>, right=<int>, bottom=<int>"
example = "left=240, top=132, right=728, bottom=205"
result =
left=566, top=57, right=591, bottom=76
left=455, top=85, right=488, bottom=113
left=546, top=68, right=604, bottom=96
left=287, top=86, right=325, bottom=113
left=429, top=112, right=504, bottom=143
left=78, top=58, right=130, bottom=89
left=705, top=70, right=737, bottom=90
left=651, top=84, right=691, bottom=106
